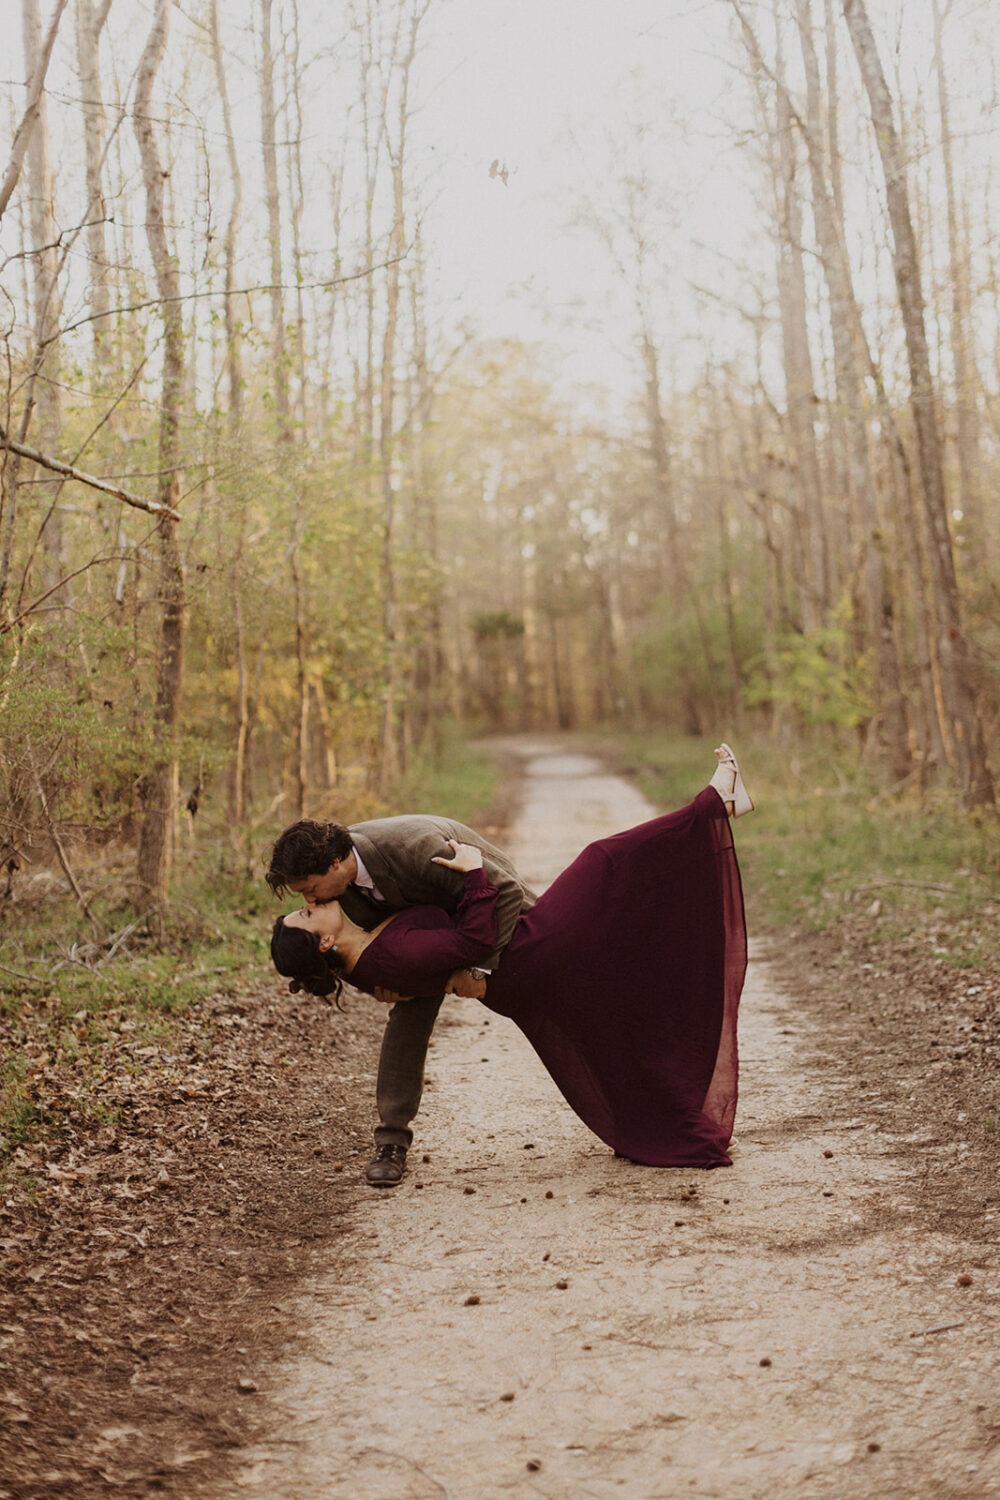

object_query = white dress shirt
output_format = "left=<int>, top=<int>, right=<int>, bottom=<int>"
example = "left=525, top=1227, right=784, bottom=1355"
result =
left=352, top=849, right=385, bottom=902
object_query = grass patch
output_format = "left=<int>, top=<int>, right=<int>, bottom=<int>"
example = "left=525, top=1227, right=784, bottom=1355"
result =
left=8, top=726, right=993, bottom=1166
left=614, top=730, right=999, bottom=971
left=389, top=731, right=503, bottom=827
left=0, top=732, right=504, bottom=1163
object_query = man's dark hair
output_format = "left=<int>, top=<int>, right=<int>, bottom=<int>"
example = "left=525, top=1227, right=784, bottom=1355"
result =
left=265, top=819, right=353, bottom=895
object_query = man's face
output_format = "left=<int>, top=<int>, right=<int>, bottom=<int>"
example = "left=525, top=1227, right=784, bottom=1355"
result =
left=288, top=853, right=356, bottom=904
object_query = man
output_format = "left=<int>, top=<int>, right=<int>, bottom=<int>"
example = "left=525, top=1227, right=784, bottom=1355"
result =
left=266, top=815, right=535, bottom=1186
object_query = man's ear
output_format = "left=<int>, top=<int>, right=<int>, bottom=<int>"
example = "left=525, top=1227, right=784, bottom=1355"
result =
left=318, top=933, right=337, bottom=953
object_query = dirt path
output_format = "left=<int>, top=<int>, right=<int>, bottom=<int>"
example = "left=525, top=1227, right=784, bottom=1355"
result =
left=230, top=741, right=998, bottom=1499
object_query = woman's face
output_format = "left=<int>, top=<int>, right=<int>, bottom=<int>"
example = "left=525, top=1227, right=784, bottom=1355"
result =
left=283, top=901, right=343, bottom=951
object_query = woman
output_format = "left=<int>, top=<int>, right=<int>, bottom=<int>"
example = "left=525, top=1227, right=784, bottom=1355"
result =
left=271, top=746, right=751, bottom=1168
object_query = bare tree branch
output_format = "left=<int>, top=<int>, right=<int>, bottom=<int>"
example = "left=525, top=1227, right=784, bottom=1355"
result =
left=0, top=216, right=115, bottom=277
left=2, top=549, right=138, bottom=635
left=0, top=0, right=71, bottom=222
left=29, top=743, right=96, bottom=926
left=14, top=350, right=152, bottom=619
left=0, top=959, right=49, bottom=986
left=0, top=421, right=180, bottom=520
left=41, top=254, right=411, bottom=347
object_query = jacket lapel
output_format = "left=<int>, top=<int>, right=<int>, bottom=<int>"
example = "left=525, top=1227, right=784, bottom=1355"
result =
left=337, top=883, right=386, bottom=930
left=350, top=832, right=405, bottom=908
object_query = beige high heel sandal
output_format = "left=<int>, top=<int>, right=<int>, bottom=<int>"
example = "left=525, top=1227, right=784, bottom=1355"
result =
left=709, top=743, right=754, bottom=818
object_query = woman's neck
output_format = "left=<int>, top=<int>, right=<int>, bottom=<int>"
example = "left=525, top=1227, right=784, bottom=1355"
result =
left=337, top=911, right=396, bottom=972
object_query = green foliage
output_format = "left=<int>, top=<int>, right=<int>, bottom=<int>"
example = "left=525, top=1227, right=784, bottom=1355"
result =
left=606, top=730, right=714, bottom=806
left=634, top=592, right=765, bottom=727
left=0, top=727, right=505, bottom=1163
left=388, top=725, right=502, bottom=825
left=471, top=610, right=525, bottom=640
left=0, top=1051, right=37, bottom=1153
left=624, top=731, right=998, bottom=970
left=0, top=620, right=152, bottom=839
left=746, top=619, right=872, bottom=730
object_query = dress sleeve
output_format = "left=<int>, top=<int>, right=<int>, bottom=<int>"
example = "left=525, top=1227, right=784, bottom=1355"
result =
left=350, top=870, right=500, bottom=994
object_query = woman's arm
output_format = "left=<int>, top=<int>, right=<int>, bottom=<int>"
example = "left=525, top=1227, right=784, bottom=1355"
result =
left=351, top=870, right=499, bottom=995
left=358, top=820, right=531, bottom=969
left=434, top=835, right=527, bottom=964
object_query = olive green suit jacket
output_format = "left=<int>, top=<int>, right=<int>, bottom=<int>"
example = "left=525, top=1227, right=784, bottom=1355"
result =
left=343, top=814, right=535, bottom=970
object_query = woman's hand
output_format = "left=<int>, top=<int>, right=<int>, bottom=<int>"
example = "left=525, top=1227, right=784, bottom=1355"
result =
left=431, top=837, right=484, bottom=873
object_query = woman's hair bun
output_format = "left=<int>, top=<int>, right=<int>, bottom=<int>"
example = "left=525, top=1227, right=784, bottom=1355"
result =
left=287, top=972, right=340, bottom=1002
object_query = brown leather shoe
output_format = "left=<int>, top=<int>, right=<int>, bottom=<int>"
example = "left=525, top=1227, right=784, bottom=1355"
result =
left=365, top=1143, right=407, bottom=1187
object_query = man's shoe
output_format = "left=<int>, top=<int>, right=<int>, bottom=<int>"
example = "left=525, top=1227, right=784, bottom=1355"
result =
left=365, top=1143, right=407, bottom=1187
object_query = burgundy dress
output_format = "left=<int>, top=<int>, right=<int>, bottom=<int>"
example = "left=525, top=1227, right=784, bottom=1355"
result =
left=350, top=787, right=747, bottom=1168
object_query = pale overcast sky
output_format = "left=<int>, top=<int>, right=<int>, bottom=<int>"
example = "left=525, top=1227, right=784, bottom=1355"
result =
left=414, top=1, right=749, bottom=400
left=5, top=0, right=996, bottom=413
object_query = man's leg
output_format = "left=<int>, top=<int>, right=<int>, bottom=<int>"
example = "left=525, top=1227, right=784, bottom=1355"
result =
left=367, top=992, right=444, bottom=1185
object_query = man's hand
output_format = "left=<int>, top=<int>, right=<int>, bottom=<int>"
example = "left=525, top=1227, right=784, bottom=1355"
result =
left=373, top=985, right=412, bottom=1005
left=446, top=967, right=487, bottom=1000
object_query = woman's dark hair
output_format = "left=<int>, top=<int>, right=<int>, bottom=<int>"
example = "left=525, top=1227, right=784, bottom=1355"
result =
left=265, top=820, right=354, bottom=896
left=271, top=915, right=348, bottom=1003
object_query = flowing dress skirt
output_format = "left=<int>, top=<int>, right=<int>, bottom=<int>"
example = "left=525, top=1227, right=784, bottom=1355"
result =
left=482, top=787, right=746, bottom=1167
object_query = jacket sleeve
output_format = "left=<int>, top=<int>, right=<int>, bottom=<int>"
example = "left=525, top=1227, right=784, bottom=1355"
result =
left=415, top=851, right=525, bottom=967
left=481, top=859, right=525, bottom=966
left=351, top=871, right=500, bottom=994
left=360, top=819, right=530, bottom=969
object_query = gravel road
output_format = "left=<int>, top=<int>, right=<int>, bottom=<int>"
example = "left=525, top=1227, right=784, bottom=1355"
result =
left=230, top=741, right=998, bottom=1499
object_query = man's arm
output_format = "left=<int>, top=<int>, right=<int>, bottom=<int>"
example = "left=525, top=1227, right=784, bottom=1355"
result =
left=355, top=816, right=533, bottom=969
left=446, top=968, right=487, bottom=999
left=424, top=819, right=533, bottom=965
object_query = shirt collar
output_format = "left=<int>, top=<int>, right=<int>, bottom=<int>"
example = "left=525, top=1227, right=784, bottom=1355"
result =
left=352, top=848, right=376, bottom=891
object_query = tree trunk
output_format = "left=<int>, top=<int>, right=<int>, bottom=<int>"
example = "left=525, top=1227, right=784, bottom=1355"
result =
left=793, top=0, right=909, bottom=775
left=357, top=3, right=381, bottom=459
left=22, top=0, right=64, bottom=585
left=376, top=0, right=428, bottom=793
left=207, top=0, right=252, bottom=836
left=286, top=0, right=309, bottom=437
left=0, top=0, right=69, bottom=222
left=259, top=0, right=290, bottom=440
left=74, top=0, right=112, bottom=355
left=771, top=22, right=827, bottom=630
left=208, top=0, right=245, bottom=431
left=642, top=332, right=680, bottom=598
left=842, top=0, right=993, bottom=806
left=406, top=233, right=446, bottom=754
left=931, top=0, right=984, bottom=562
left=134, top=0, right=187, bottom=901
left=310, top=678, right=337, bottom=793
left=291, top=552, right=308, bottom=819
left=708, top=379, right=745, bottom=715
left=377, top=153, right=403, bottom=794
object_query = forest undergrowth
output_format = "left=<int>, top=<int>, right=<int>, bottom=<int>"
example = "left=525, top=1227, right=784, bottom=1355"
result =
left=0, top=731, right=997, bottom=1498
left=0, top=735, right=511, bottom=1498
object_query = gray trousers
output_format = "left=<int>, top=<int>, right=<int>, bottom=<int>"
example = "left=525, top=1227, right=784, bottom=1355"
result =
left=373, top=992, right=445, bottom=1148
